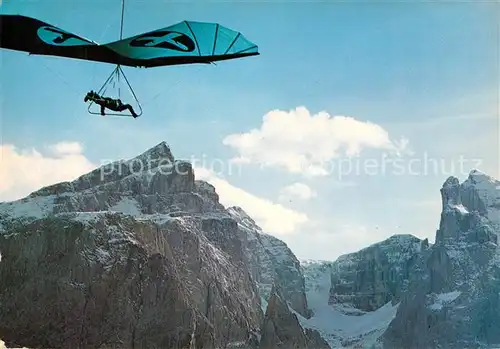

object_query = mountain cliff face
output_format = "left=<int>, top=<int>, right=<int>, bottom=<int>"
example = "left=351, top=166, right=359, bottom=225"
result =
left=1, top=141, right=498, bottom=349
left=0, top=141, right=315, bottom=349
left=259, top=284, right=329, bottom=349
left=229, top=206, right=311, bottom=318
left=297, top=170, right=500, bottom=349
left=298, top=252, right=404, bottom=348
left=329, top=234, right=430, bottom=312
left=382, top=170, right=500, bottom=349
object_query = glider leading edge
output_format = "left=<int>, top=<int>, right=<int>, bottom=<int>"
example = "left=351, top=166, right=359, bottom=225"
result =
left=0, top=14, right=259, bottom=117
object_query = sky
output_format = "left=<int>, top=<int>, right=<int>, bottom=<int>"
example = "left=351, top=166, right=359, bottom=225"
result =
left=1, top=0, right=499, bottom=261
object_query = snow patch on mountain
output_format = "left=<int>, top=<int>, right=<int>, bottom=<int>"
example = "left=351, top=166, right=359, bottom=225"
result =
left=109, top=197, right=142, bottom=215
left=0, top=195, right=56, bottom=229
left=298, top=260, right=399, bottom=348
left=428, top=291, right=462, bottom=311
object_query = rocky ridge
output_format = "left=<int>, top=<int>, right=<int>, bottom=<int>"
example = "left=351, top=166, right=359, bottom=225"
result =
left=0, top=141, right=319, bottom=349
left=229, top=206, right=311, bottom=318
left=296, top=169, right=500, bottom=349
left=259, top=284, right=329, bottom=349
left=328, top=234, right=431, bottom=312
left=381, top=169, right=500, bottom=348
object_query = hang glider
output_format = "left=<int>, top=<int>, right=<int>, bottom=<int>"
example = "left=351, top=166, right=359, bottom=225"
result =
left=0, top=14, right=260, bottom=68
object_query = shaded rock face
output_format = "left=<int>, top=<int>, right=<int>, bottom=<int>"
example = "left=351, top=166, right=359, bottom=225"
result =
left=329, top=234, right=429, bottom=312
left=0, top=215, right=206, bottom=349
left=228, top=207, right=311, bottom=319
left=0, top=141, right=272, bottom=349
left=259, top=285, right=330, bottom=349
left=382, top=170, right=500, bottom=349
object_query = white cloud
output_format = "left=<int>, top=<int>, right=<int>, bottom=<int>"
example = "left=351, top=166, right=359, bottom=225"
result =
left=223, top=106, right=410, bottom=176
left=279, top=182, right=317, bottom=201
left=195, top=167, right=308, bottom=235
left=0, top=142, right=96, bottom=202
left=48, top=141, right=84, bottom=155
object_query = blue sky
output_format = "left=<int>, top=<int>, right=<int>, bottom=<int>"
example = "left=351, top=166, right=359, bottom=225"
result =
left=1, top=0, right=498, bottom=260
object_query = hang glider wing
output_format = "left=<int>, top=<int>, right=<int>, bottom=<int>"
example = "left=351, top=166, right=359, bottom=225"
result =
left=0, top=15, right=124, bottom=65
left=0, top=16, right=259, bottom=68
left=103, top=20, right=260, bottom=67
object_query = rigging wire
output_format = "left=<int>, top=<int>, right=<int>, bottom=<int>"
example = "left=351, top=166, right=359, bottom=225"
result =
left=120, top=0, right=125, bottom=41
left=116, top=0, right=125, bottom=99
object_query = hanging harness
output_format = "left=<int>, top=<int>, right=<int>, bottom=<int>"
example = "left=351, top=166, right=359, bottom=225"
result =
left=86, top=0, right=143, bottom=118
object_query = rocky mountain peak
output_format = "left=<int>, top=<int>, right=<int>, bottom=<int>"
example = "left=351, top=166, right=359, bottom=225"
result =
left=383, top=170, right=500, bottom=349
left=25, top=140, right=190, bottom=201
left=0, top=141, right=321, bottom=349
left=437, top=169, right=499, bottom=245
left=142, top=140, right=174, bottom=158
left=441, top=176, right=461, bottom=209
left=467, top=168, right=497, bottom=183
left=441, top=169, right=499, bottom=211
left=130, top=140, right=175, bottom=169
left=443, top=176, right=460, bottom=188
